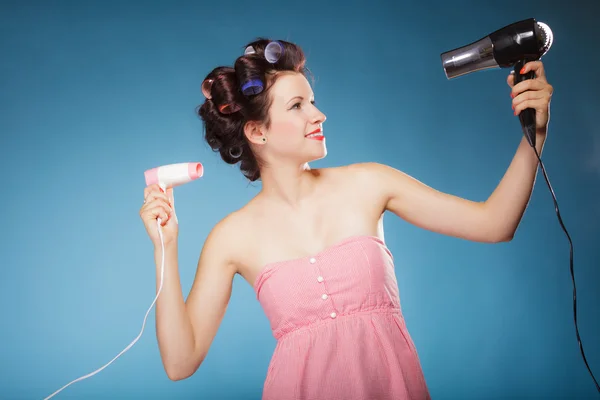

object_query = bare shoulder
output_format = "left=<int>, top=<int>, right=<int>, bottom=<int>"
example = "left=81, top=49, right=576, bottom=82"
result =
left=200, top=208, right=251, bottom=273
left=314, top=162, right=393, bottom=215
left=319, top=161, right=388, bottom=177
left=318, top=162, right=394, bottom=191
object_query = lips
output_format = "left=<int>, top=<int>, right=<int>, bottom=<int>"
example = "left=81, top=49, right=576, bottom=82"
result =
left=305, top=128, right=324, bottom=140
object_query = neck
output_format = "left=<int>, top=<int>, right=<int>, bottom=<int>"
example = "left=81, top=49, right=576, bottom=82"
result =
left=259, top=162, right=316, bottom=208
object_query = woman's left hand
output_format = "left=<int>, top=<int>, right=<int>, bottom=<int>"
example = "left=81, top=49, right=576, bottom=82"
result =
left=508, top=61, right=553, bottom=134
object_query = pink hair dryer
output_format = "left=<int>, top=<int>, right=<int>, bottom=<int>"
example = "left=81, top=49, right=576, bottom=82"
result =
left=144, top=162, right=204, bottom=225
left=144, top=162, right=204, bottom=191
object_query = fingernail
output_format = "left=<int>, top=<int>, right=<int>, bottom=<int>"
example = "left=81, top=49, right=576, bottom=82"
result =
left=520, top=67, right=526, bottom=74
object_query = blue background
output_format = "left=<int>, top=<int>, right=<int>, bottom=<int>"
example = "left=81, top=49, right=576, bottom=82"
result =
left=1, top=1, right=598, bottom=399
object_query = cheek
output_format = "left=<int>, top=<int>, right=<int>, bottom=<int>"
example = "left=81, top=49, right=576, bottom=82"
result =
left=271, top=120, right=302, bottom=137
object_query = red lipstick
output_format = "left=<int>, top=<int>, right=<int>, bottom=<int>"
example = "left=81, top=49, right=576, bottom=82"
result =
left=305, top=128, right=324, bottom=140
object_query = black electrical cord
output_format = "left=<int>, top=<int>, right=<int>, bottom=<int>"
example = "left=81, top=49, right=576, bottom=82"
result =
left=529, top=142, right=599, bottom=394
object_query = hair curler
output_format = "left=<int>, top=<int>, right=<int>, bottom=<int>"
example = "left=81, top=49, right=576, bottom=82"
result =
left=265, top=40, right=284, bottom=63
left=44, top=162, right=204, bottom=399
left=440, top=18, right=553, bottom=148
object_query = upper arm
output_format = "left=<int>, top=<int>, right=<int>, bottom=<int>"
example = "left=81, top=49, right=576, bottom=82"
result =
left=185, top=217, right=237, bottom=367
left=355, top=162, right=506, bottom=243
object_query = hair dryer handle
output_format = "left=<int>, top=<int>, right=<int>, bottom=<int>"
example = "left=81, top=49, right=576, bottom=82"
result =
left=513, top=59, right=537, bottom=148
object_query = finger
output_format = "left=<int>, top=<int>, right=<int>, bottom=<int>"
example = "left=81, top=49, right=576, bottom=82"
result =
left=164, top=188, right=178, bottom=225
left=144, top=183, right=166, bottom=198
left=507, top=72, right=515, bottom=88
left=144, top=189, right=170, bottom=205
left=511, top=79, right=548, bottom=98
left=166, top=188, right=174, bottom=205
left=142, top=204, right=167, bottom=221
left=520, top=61, right=546, bottom=81
left=513, top=98, right=547, bottom=116
left=150, top=183, right=164, bottom=192
left=512, top=90, right=547, bottom=108
left=142, top=196, right=171, bottom=212
left=146, top=205, right=172, bottom=225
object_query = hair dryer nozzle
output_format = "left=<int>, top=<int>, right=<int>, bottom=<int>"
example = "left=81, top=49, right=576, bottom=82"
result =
left=441, top=36, right=499, bottom=79
left=144, top=162, right=204, bottom=189
left=535, top=21, right=553, bottom=56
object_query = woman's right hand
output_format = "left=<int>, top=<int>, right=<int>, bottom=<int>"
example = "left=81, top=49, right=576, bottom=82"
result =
left=140, top=184, right=178, bottom=248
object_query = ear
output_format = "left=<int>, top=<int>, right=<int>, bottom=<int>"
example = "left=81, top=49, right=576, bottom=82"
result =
left=244, top=120, right=267, bottom=145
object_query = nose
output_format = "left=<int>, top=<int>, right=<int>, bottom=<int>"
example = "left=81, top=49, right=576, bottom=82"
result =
left=311, top=105, right=326, bottom=125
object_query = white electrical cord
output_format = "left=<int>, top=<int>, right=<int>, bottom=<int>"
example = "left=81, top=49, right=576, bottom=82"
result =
left=44, top=218, right=166, bottom=399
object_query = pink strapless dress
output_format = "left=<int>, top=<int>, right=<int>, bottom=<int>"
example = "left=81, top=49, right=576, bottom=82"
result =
left=254, top=235, right=431, bottom=400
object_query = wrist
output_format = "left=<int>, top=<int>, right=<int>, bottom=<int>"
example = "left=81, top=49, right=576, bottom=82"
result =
left=535, top=127, right=547, bottom=141
left=154, top=240, right=178, bottom=255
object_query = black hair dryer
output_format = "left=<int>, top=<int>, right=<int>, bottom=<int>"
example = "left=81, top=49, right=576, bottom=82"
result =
left=440, top=18, right=554, bottom=148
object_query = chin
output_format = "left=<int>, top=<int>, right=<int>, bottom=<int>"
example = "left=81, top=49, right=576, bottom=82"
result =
left=308, top=143, right=327, bottom=162
left=287, top=139, right=327, bottom=164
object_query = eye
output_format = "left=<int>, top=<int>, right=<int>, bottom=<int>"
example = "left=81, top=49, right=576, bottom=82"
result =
left=290, top=100, right=316, bottom=110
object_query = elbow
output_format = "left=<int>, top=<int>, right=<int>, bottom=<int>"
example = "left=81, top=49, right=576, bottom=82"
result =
left=491, top=229, right=514, bottom=243
left=481, top=204, right=517, bottom=243
left=164, top=354, right=205, bottom=381
left=166, top=366, right=195, bottom=382
left=481, top=215, right=515, bottom=243
left=166, top=372, right=186, bottom=382
left=495, top=234, right=514, bottom=243
left=477, top=228, right=513, bottom=243
left=498, top=224, right=517, bottom=242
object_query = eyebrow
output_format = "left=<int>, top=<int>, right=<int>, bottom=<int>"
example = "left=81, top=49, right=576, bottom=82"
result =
left=286, top=96, right=302, bottom=105
left=286, top=95, right=314, bottom=105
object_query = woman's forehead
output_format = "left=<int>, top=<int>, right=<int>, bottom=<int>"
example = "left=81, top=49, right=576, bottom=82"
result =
left=270, top=74, right=314, bottom=102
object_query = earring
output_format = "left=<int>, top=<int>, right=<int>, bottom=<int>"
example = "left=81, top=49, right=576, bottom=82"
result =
left=262, top=137, right=267, bottom=143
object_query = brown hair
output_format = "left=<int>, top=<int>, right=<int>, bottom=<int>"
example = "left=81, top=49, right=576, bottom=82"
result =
left=197, top=38, right=309, bottom=181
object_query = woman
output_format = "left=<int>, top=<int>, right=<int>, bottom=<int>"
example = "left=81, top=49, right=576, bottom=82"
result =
left=140, top=38, right=553, bottom=399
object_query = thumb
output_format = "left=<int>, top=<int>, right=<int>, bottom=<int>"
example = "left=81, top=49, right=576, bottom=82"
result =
left=507, top=71, right=515, bottom=88
left=166, top=187, right=175, bottom=205
left=166, top=188, right=178, bottom=225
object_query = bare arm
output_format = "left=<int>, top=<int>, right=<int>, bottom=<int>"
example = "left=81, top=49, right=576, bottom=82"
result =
left=358, top=61, right=552, bottom=243
left=155, top=220, right=236, bottom=381
left=358, top=162, right=506, bottom=243
left=358, top=135, right=543, bottom=244
left=484, top=133, right=545, bottom=240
